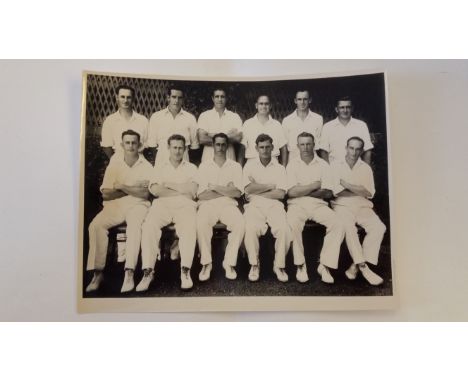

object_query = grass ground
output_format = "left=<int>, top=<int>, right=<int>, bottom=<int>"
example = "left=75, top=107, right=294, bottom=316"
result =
left=84, top=226, right=393, bottom=299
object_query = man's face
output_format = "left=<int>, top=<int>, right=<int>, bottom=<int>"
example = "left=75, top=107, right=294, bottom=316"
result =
left=346, top=139, right=364, bottom=161
left=256, top=140, right=273, bottom=161
left=168, top=139, right=186, bottom=161
left=297, top=136, right=315, bottom=156
left=121, top=134, right=140, bottom=154
left=294, top=91, right=310, bottom=112
left=336, top=100, right=352, bottom=120
left=212, top=90, right=226, bottom=109
left=116, top=89, right=133, bottom=110
left=255, top=96, right=270, bottom=116
left=213, top=136, right=228, bottom=156
left=168, top=89, right=184, bottom=110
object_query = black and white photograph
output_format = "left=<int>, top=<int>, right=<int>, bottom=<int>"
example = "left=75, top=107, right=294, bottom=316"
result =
left=78, top=69, right=395, bottom=312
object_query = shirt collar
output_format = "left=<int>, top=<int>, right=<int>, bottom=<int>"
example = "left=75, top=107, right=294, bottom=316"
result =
left=255, top=114, right=272, bottom=123
left=354, top=157, right=365, bottom=167
left=165, top=107, right=185, bottom=116
left=117, top=109, right=137, bottom=121
left=162, top=158, right=187, bottom=168
left=297, top=154, right=320, bottom=166
left=334, top=116, right=354, bottom=126
left=343, top=157, right=364, bottom=169
left=254, top=157, right=276, bottom=168
left=117, top=153, right=145, bottom=167
left=209, top=157, right=234, bottom=168
left=211, top=107, right=228, bottom=116
left=294, top=109, right=312, bottom=119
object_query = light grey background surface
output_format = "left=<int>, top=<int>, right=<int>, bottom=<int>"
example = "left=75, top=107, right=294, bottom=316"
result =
left=1, top=60, right=467, bottom=321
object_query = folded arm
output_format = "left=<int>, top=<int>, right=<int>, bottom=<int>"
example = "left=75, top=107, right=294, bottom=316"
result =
left=211, top=182, right=241, bottom=199
left=101, top=188, right=127, bottom=201
left=149, top=183, right=181, bottom=198
left=288, top=181, right=321, bottom=198
left=163, top=181, right=198, bottom=199
left=340, top=179, right=372, bottom=198
left=309, top=189, right=333, bottom=199
left=114, top=181, right=150, bottom=199
left=245, top=178, right=275, bottom=195
left=258, top=189, right=286, bottom=200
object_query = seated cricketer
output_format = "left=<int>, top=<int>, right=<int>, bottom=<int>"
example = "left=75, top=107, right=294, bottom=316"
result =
left=137, top=134, right=199, bottom=292
left=331, top=136, right=386, bottom=286
left=86, top=130, right=152, bottom=293
left=196, top=133, right=245, bottom=281
left=286, top=132, right=345, bottom=284
left=242, top=134, right=291, bottom=283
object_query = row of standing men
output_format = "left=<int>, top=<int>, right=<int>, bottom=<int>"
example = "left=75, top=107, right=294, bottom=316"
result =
left=85, top=85, right=386, bottom=293
left=100, top=85, right=374, bottom=167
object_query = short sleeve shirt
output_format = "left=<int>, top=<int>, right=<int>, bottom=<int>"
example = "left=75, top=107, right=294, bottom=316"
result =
left=149, top=159, right=198, bottom=207
left=197, top=159, right=243, bottom=207
left=148, top=108, right=199, bottom=165
left=100, top=110, right=149, bottom=153
left=150, top=159, right=198, bottom=188
left=317, top=117, right=374, bottom=163
left=282, top=109, right=323, bottom=160
left=240, top=115, right=287, bottom=160
left=100, top=154, right=153, bottom=208
left=286, top=156, right=333, bottom=207
left=198, top=108, right=242, bottom=162
left=242, top=158, right=288, bottom=205
left=330, top=158, right=375, bottom=209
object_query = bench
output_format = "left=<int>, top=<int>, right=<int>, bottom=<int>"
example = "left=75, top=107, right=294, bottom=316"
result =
left=108, top=218, right=338, bottom=264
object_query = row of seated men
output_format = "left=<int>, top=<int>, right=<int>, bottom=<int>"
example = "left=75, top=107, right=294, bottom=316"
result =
left=85, top=128, right=386, bottom=293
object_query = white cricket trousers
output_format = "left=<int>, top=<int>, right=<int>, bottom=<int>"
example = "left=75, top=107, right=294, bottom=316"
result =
left=243, top=201, right=290, bottom=268
left=287, top=203, right=344, bottom=269
left=333, top=205, right=386, bottom=265
left=141, top=200, right=197, bottom=270
left=87, top=203, right=148, bottom=271
left=197, top=202, right=245, bottom=267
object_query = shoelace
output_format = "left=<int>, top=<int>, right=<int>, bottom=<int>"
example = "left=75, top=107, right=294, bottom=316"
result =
left=143, top=269, right=152, bottom=277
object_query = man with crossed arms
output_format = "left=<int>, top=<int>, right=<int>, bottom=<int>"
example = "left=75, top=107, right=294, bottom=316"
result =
left=330, top=136, right=385, bottom=286
left=196, top=133, right=245, bottom=281
left=137, top=134, right=198, bottom=291
left=286, top=132, right=345, bottom=284
left=242, top=134, right=290, bottom=283
left=86, top=130, right=152, bottom=293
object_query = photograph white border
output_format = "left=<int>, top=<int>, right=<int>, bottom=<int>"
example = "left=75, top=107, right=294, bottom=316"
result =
left=77, top=68, right=397, bottom=313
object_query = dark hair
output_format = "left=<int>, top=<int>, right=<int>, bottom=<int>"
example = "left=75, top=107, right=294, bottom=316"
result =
left=167, top=86, right=184, bottom=97
left=295, top=90, right=310, bottom=98
left=347, top=136, right=365, bottom=149
left=212, top=88, right=226, bottom=97
left=297, top=132, right=315, bottom=144
left=167, top=134, right=186, bottom=146
left=116, top=84, right=135, bottom=98
left=256, top=94, right=270, bottom=103
left=336, top=96, right=352, bottom=105
left=121, top=129, right=141, bottom=142
left=212, top=132, right=228, bottom=144
left=255, top=133, right=273, bottom=145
